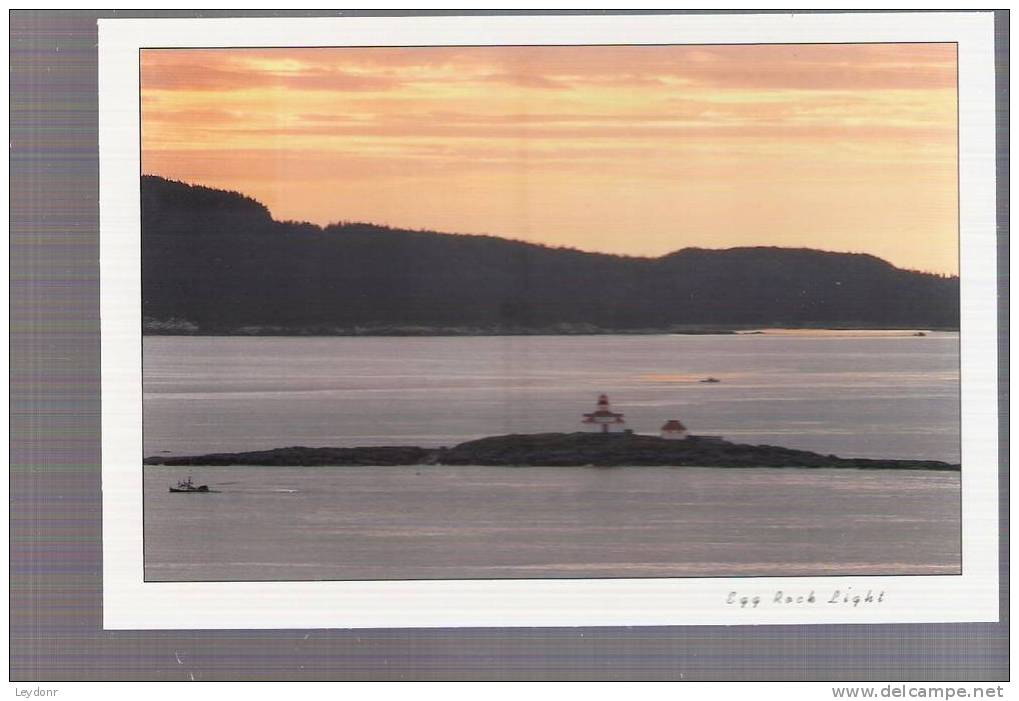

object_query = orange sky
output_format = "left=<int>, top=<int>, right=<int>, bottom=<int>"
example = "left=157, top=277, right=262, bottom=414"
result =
left=141, top=44, right=958, bottom=274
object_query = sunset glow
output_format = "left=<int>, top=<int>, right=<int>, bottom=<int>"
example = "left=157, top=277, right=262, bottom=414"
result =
left=141, top=44, right=958, bottom=274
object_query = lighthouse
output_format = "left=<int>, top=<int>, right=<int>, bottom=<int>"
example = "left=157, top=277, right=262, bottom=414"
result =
left=582, top=394, right=626, bottom=433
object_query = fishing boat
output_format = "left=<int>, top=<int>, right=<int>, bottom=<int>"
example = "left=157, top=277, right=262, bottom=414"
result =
left=699, top=377, right=721, bottom=383
left=169, top=476, right=210, bottom=493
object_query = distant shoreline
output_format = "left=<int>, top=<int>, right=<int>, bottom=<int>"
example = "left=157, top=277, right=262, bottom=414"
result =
left=144, top=432, right=960, bottom=471
left=142, top=324, right=960, bottom=338
left=142, top=177, right=961, bottom=333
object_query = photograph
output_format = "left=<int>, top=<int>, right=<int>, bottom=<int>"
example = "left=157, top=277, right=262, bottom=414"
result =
left=10, top=8, right=1006, bottom=686
left=137, top=42, right=963, bottom=583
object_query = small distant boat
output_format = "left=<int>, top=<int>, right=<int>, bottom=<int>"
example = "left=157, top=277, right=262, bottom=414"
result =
left=169, top=476, right=210, bottom=493
left=699, top=377, right=721, bottom=383
left=913, top=332, right=928, bottom=337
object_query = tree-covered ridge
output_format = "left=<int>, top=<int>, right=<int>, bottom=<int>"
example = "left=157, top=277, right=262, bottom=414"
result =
left=141, top=176, right=959, bottom=334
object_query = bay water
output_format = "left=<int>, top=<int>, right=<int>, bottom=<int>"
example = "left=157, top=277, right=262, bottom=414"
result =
left=143, top=332, right=960, bottom=580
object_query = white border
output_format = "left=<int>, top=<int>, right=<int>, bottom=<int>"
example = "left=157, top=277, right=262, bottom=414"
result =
left=99, top=12, right=999, bottom=630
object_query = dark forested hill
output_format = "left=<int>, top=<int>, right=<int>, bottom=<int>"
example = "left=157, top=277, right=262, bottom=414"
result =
left=141, top=176, right=959, bottom=334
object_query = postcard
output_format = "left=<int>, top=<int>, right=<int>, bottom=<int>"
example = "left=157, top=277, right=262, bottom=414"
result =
left=98, top=12, right=999, bottom=629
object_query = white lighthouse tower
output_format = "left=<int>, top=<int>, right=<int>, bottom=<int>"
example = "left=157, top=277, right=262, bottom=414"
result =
left=581, top=394, right=626, bottom=433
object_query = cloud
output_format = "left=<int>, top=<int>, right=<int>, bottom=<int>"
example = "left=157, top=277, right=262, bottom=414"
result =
left=141, top=50, right=403, bottom=92
left=182, top=116, right=954, bottom=145
left=142, top=107, right=240, bottom=125
left=474, top=71, right=568, bottom=89
left=142, top=44, right=956, bottom=96
left=139, top=44, right=958, bottom=273
left=668, top=44, right=956, bottom=91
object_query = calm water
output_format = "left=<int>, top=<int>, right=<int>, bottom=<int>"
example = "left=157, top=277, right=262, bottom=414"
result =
left=143, top=332, right=960, bottom=581
left=145, top=465, right=960, bottom=581
left=144, top=333, right=959, bottom=461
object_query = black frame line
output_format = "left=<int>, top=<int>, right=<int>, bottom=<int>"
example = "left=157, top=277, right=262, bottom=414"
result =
left=134, top=40, right=966, bottom=585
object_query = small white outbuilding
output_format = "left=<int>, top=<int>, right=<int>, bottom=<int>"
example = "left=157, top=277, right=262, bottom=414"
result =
left=660, top=419, right=689, bottom=440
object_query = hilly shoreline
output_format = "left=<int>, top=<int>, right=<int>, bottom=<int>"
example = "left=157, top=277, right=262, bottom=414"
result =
left=142, top=177, right=960, bottom=336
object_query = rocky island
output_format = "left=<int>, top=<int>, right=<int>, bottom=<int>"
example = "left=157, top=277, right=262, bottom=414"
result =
left=143, top=432, right=959, bottom=471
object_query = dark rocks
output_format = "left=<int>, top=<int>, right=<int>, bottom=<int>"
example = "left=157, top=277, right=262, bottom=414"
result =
left=144, top=445, right=431, bottom=467
left=439, top=433, right=958, bottom=470
left=143, top=432, right=960, bottom=471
